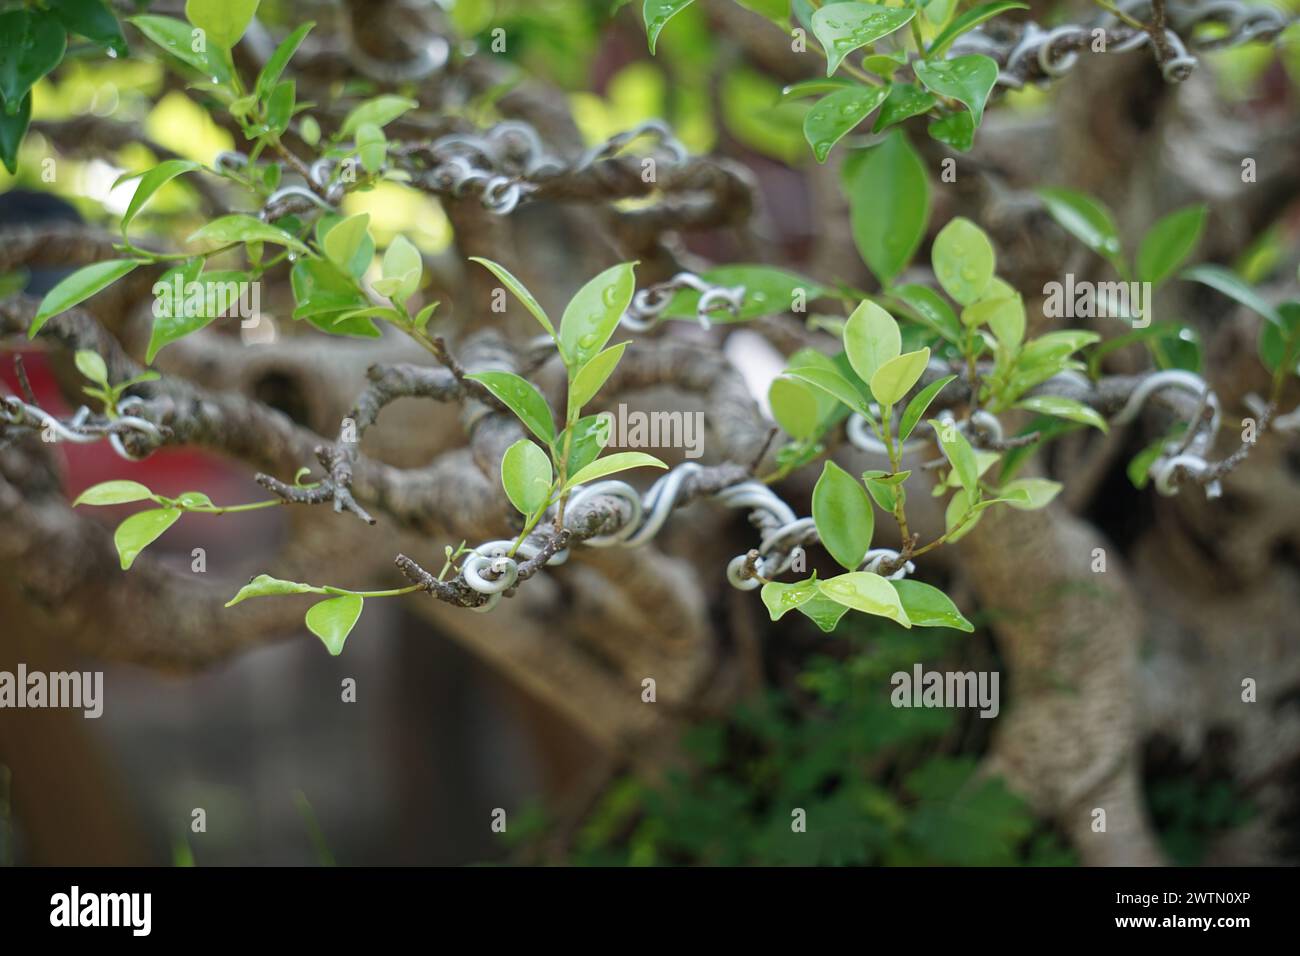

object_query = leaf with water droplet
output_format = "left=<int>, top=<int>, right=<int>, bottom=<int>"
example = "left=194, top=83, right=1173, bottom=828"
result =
left=558, top=262, right=636, bottom=375
left=849, top=129, right=929, bottom=285
left=643, top=0, right=696, bottom=54
left=760, top=577, right=821, bottom=622
left=931, top=217, right=995, bottom=306
left=0, top=10, right=67, bottom=112
left=811, top=5, right=915, bottom=77
left=803, top=85, right=889, bottom=163
left=913, top=54, right=998, bottom=127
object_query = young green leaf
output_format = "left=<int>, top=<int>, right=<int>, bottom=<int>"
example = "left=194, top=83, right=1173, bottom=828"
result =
left=569, top=342, right=628, bottom=414
left=813, top=461, right=874, bottom=571
left=304, top=593, right=364, bottom=656
left=356, top=123, right=386, bottom=174
left=116, top=159, right=201, bottom=236
left=803, top=85, right=888, bottom=163
left=185, top=0, right=259, bottom=50
left=769, top=377, right=822, bottom=440
left=1013, top=395, right=1108, bottom=433
left=114, top=508, right=181, bottom=570
left=872, top=83, right=937, bottom=133
left=999, top=477, right=1062, bottom=510
left=927, top=110, right=975, bottom=152
left=129, top=15, right=232, bottom=84
left=811, top=5, right=916, bottom=77
left=559, top=262, right=636, bottom=373
left=818, top=571, right=911, bottom=627
left=643, top=0, right=696, bottom=54
left=912, top=55, right=998, bottom=126
left=225, top=573, right=324, bottom=607
left=890, top=579, right=973, bottom=631
left=795, top=594, right=850, bottom=633
left=501, top=439, right=553, bottom=516
left=256, top=21, right=312, bottom=97
left=850, top=130, right=930, bottom=286
left=566, top=452, right=666, bottom=488
left=30, top=259, right=141, bottom=338
left=74, top=350, right=110, bottom=388
left=1137, top=205, right=1206, bottom=288
left=890, top=284, right=962, bottom=344
left=870, top=347, right=930, bottom=406
left=557, top=414, right=612, bottom=475
left=927, top=2, right=1028, bottom=58
left=784, top=364, right=873, bottom=418
left=932, top=218, right=995, bottom=306
left=74, top=480, right=154, bottom=507
left=899, top=374, right=956, bottom=441
left=322, top=212, right=372, bottom=270
left=660, top=265, right=826, bottom=322
left=465, top=370, right=556, bottom=445
left=1037, top=187, right=1123, bottom=265
left=189, top=215, right=308, bottom=252
left=468, top=257, right=557, bottom=339
left=0, top=91, right=32, bottom=176
left=340, top=95, right=418, bottom=136
left=760, top=577, right=821, bottom=621
left=379, top=234, right=422, bottom=305
left=843, top=300, right=901, bottom=387
left=928, top=417, right=979, bottom=504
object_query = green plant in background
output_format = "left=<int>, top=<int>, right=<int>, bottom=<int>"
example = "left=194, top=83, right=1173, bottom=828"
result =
left=513, top=617, right=1075, bottom=866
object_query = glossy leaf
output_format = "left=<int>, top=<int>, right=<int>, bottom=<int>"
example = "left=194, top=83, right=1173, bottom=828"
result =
left=1037, top=187, right=1123, bottom=264
left=927, top=2, right=1028, bottom=57
left=117, top=159, right=201, bottom=236
left=566, top=452, right=667, bottom=488
left=813, top=461, right=874, bottom=571
left=225, top=573, right=323, bottom=606
left=844, top=300, right=901, bottom=386
left=378, top=234, right=422, bottom=305
left=30, top=259, right=141, bottom=338
left=890, top=579, right=973, bottom=631
left=795, top=594, right=850, bottom=633
left=850, top=130, right=929, bottom=284
left=811, top=5, right=916, bottom=77
left=49, top=0, right=127, bottom=55
left=559, top=262, right=636, bottom=373
left=643, top=0, right=696, bottom=54
left=74, top=480, right=154, bottom=507
left=999, top=477, right=1062, bottom=510
left=928, top=417, right=979, bottom=504
left=1182, top=264, right=1282, bottom=327
left=769, top=377, right=822, bottom=440
left=305, top=594, right=363, bottom=656
left=185, top=0, right=259, bottom=50
left=890, top=284, right=962, bottom=343
left=785, top=364, right=872, bottom=418
left=803, top=85, right=888, bottom=163
left=932, top=217, right=995, bottom=306
left=872, top=83, right=937, bottom=133
left=913, top=55, right=998, bottom=126
left=0, top=91, right=32, bottom=175
left=0, top=10, right=66, bottom=111
left=898, top=374, right=956, bottom=441
left=189, top=214, right=307, bottom=252
left=818, top=571, right=911, bottom=627
left=340, top=95, right=418, bottom=136
left=760, top=577, right=821, bottom=621
left=466, top=370, right=556, bottom=445
left=469, top=257, right=556, bottom=340
left=1137, top=205, right=1206, bottom=288
left=928, top=110, right=975, bottom=152
left=501, top=439, right=553, bottom=516
left=322, top=212, right=371, bottom=270
left=569, top=342, right=627, bottom=414
left=1014, top=395, right=1108, bottom=432
left=114, top=508, right=181, bottom=570
left=256, top=21, right=312, bottom=96
left=74, top=350, right=110, bottom=387
left=870, top=347, right=930, bottom=406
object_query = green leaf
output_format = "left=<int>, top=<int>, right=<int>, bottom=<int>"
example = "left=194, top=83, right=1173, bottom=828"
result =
left=225, top=573, right=323, bottom=606
left=870, top=347, right=930, bottom=406
left=899, top=373, right=955, bottom=441
left=769, top=377, right=822, bottom=440
left=340, top=95, right=418, bottom=136
left=569, top=342, right=627, bottom=414
left=290, top=257, right=369, bottom=320
left=114, top=508, right=181, bottom=570
left=932, top=217, right=995, bottom=306
left=117, top=159, right=201, bottom=236
left=567, top=452, right=667, bottom=488
left=189, top=214, right=307, bottom=252
left=1138, top=205, right=1206, bottom=288
left=1257, top=303, right=1300, bottom=375
left=129, top=15, right=232, bottom=85
left=469, top=257, right=556, bottom=339
left=559, top=262, right=636, bottom=373
left=760, top=577, right=821, bottom=621
left=74, top=480, right=154, bottom=507
left=466, top=370, right=556, bottom=445
left=255, top=21, right=312, bottom=97
left=844, top=300, right=901, bottom=387
left=927, top=2, right=1028, bottom=58
left=890, top=284, right=962, bottom=343
left=661, top=265, right=826, bottom=322
left=818, top=571, right=911, bottom=627
left=872, top=83, right=937, bottom=133
left=305, top=594, right=363, bottom=656
left=1182, top=264, right=1282, bottom=327
left=263, top=79, right=294, bottom=136
left=145, top=261, right=236, bottom=362
left=643, top=0, right=695, bottom=54
left=781, top=78, right=855, bottom=100
left=356, top=123, right=386, bottom=174
left=558, top=414, right=611, bottom=475
left=1014, top=395, right=1108, bottom=432
left=795, top=594, right=850, bottom=632
left=927, top=110, right=975, bottom=152
left=501, top=439, right=553, bottom=516
left=74, top=350, right=110, bottom=387
left=176, top=491, right=213, bottom=508
left=380, top=234, right=422, bottom=305
left=1037, top=187, right=1123, bottom=264
left=30, top=259, right=141, bottom=339
left=0, top=91, right=31, bottom=175
left=0, top=10, right=66, bottom=112
left=811, top=5, right=916, bottom=77
left=185, top=0, right=259, bottom=50
left=912, top=55, right=998, bottom=126
left=850, top=130, right=930, bottom=285
left=322, top=212, right=371, bottom=270
left=813, top=461, right=874, bottom=571
left=803, top=85, right=888, bottom=163
left=999, top=477, right=1062, bottom=510
left=785, top=364, right=872, bottom=418
left=975, top=294, right=1025, bottom=349
left=49, top=0, right=127, bottom=55
left=890, top=579, right=973, bottom=631
left=928, top=417, right=979, bottom=504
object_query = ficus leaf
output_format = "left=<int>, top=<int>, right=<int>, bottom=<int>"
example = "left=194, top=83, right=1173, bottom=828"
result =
left=890, top=579, right=973, bottom=631
left=760, top=577, right=821, bottom=621
left=225, top=573, right=324, bottom=607
left=813, top=461, right=874, bottom=571
left=803, top=85, right=888, bottom=163
left=465, top=370, right=556, bottom=445
left=116, top=159, right=201, bottom=236
left=569, top=342, right=628, bottom=415
left=818, top=571, right=911, bottom=627
left=1138, top=205, right=1206, bottom=288
left=501, top=439, right=553, bottom=516
left=30, top=259, right=142, bottom=339
left=811, top=5, right=915, bottom=77
left=850, top=130, right=930, bottom=285
left=74, top=350, right=110, bottom=388
left=559, top=262, right=636, bottom=374
left=469, top=257, right=557, bottom=340
left=74, top=480, right=154, bottom=507
left=932, top=217, right=995, bottom=306
left=870, top=347, right=930, bottom=406
left=912, top=55, right=998, bottom=126
left=769, top=377, right=822, bottom=440
left=566, top=452, right=666, bottom=488
left=643, top=0, right=696, bottom=54
left=114, top=508, right=181, bottom=570
left=304, top=593, right=364, bottom=656
left=843, top=300, right=901, bottom=387
left=899, top=374, right=956, bottom=442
